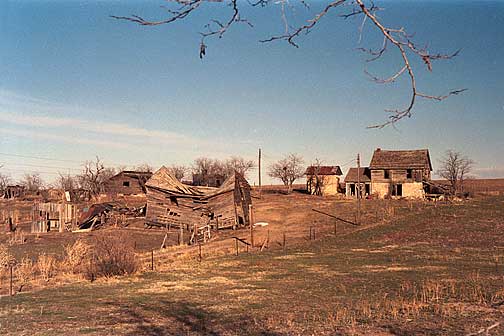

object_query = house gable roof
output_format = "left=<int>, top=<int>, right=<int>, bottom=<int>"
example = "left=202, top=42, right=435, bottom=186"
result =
left=344, top=167, right=371, bottom=182
left=305, top=166, right=343, bottom=176
left=369, top=149, right=432, bottom=171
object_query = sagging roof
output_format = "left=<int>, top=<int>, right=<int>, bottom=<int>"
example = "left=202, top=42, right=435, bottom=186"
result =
left=344, top=167, right=371, bottom=183
left=203, top=171, right=250, bottom=199
left=145, top=166, right=204, bottom=196
left=369, top=148, right=432, bottom=171
left=305, top=166, right=343, bottom=176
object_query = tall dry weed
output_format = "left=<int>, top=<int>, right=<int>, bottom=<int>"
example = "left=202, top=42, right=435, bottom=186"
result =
left=15, top=257, right=35, bottom=292
left=64, top=239, right=92, bottom=274
left=37, top=253, right=57, bottom=281
left=8, top=229, right=26, bottom=246
left=0, top=244, right=15, bottom=268
left=84, top=233, right=139, bottom=280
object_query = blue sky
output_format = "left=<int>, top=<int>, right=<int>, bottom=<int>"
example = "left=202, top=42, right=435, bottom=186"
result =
left=0, top=0, right=503, bottom=184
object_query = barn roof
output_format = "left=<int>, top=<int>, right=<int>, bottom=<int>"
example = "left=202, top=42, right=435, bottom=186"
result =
left=145, top=166, right=203, bottom=196
left=369, top=149, right=432, bottom=170
left=203, top=171, right=250, bottom=199
left=111, top=171, right=153, bottom=179
left=344, top=167, right=371, bottom=182
left=305, top=166, right=343, bottom=176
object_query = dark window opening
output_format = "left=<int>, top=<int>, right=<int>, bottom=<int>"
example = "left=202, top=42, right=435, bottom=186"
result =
left=169, top=196, right=178, bottom=206
left=365, top=184, right=370, bottom=195
left=392, top=184, right=403, bottom=196
left=406, top=169, right=412, bottom=179
left=350, top=184, right=356, bottom=196
left=384, top=170, right=390, bottom=179
left=122, top=181, right=130, bottom=187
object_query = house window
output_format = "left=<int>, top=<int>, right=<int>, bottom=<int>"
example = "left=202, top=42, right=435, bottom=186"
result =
left=384, top=170, right=390, bottom=179
left=406, top=169, right=412, bottom=179
left=122, top=181, right=130, bottom=187
left=392, top=184, right=403, bottom=196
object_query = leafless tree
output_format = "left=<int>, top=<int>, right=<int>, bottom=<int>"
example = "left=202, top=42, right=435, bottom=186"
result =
left=224, top=156, right=255, bottom=177
left=19, top=173, right=44, bottom=192
left=192, top=156, right=254, bottom=185
left=0, top=172, right=11, bottom=194
left=134, top=163, right=154, bottom=173
left=56, top=173, right=78, bottom=192
left=437, top=150, right=474, bottom=196
left=116, top=165, right=128, bottom=173
left=306, top=158, right=326, bottom=196
left=192, top=157, right=217, bottom=186
left=169, top=165, right=188, bottom=181
left=268, top=153, right=305, bottom=193
left=111, top=0, right=464, bottom=127
left=78, top=157, right=116, bottom=195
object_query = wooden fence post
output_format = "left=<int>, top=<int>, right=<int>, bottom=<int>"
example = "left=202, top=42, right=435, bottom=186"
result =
left=151, top=250, right=154, bottom=271
left=235, top=238, right=239, bottom=256
left=10, top=265, right=13, bottom=296
left=249, top=204, right=254, bottom=248
left=198, top=243, right=202, bottom=262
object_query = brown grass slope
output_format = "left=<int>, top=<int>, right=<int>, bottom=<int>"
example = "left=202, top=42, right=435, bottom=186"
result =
left=1, top=195, right=504, bottom=335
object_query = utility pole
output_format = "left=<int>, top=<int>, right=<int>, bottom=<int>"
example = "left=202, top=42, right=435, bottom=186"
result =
left=258, top=148, right=262, bottom=198
left=357, top=153, right=361, bottom=225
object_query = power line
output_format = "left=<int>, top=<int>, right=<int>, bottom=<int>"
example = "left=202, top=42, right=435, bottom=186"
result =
left=0, top=168, right=63, bottom=176
left=0, top=152, right=135, bottom=168
left=340, top=158, right=357, bottom=168
left=0, top=152, right=82, bottom=164
left=1, top=162, right=81, bottom=172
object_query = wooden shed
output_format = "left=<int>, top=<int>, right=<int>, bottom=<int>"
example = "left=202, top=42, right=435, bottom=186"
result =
left=305, top=166, right=343, bottom=196
left=103, top=171, right=152, bottom=196
left=3, top=185, right=25, bottom=199
left=344, top=167, right=371, bottom=198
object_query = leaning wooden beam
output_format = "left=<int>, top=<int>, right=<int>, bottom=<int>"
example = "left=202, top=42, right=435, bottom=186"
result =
left=311, top=209, right=360, bottom=226
left=232, top=236, right=251, bottom=246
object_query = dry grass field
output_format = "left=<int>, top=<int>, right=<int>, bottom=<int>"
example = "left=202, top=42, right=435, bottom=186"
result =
left=1, top=190, right=504, bottom=335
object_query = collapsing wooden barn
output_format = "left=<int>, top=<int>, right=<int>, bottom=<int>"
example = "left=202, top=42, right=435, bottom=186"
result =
left=145, top=166, right=251, bottom=242
left=203, top=171, right=252, bottom=229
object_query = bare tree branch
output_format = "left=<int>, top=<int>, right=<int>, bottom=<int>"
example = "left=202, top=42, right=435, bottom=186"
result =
left=111, top=0, right=465, bottom=128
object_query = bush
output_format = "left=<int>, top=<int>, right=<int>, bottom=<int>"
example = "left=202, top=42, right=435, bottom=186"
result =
left=15, top=257, right=35, bottom=292
left=0, top=244, right=15, bottom=268
left=37, top=253, right=57, bottom=281
left=64, top=239, right=92, bottom=274
left=8, top=229, right=26, bottom=246
left=84, top=233, right=138, bottom=280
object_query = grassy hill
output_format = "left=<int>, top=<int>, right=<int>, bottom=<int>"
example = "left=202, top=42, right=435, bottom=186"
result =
left=1, top=195, right=504, bottom=335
